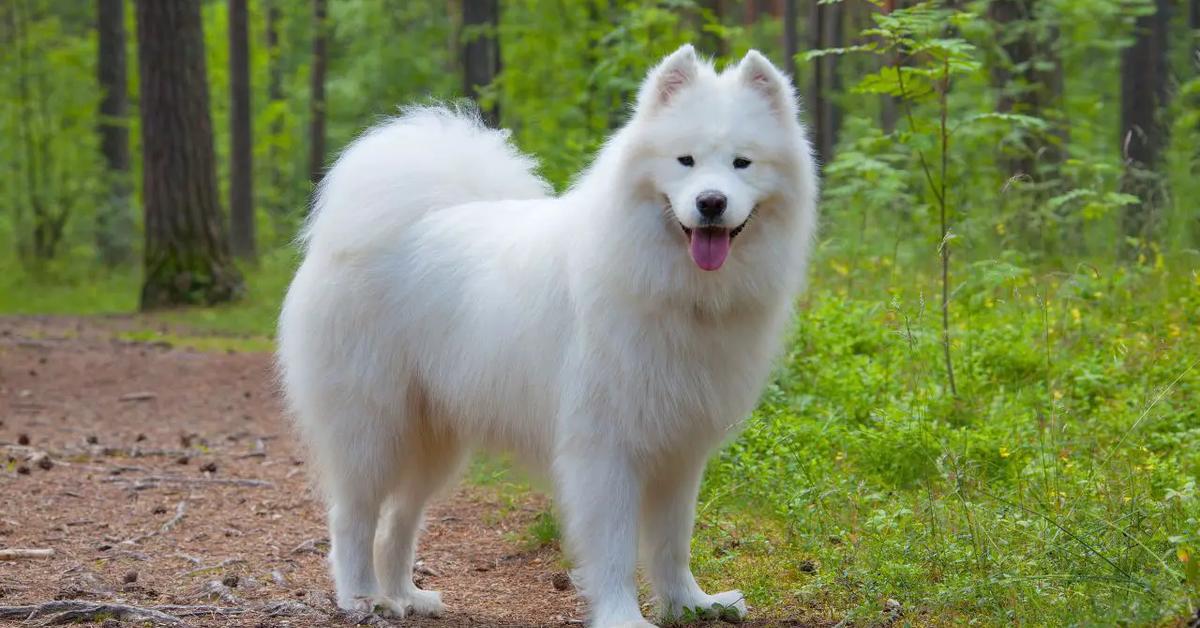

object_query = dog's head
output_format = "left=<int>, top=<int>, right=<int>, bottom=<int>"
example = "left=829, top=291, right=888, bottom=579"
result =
left=628, top=45, right=811, bottom=273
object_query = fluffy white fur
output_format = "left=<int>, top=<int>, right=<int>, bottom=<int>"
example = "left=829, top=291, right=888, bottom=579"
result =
left=278, top=45, right=818, bottom=627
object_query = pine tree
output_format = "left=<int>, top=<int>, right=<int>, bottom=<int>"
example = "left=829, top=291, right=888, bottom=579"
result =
left=135, top=0, right=243, bottom=308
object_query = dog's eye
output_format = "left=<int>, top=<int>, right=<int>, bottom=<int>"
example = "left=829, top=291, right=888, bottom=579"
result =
left=677, top=155, right=695, bottom=167
left=733, top=157, right=752, bottom=169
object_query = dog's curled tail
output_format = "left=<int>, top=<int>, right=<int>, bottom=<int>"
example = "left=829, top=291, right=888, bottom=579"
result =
left=301, top=105, right=551, bottom=257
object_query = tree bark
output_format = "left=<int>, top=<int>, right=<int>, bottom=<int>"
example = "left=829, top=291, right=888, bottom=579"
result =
left=1191, top=0, right=1199, bottom=245
left=1119, top=0, right=1170, bottom=259
left=308, top=0, right=327, bottom=188
left=783, top=0, right=798, bottom=81
left=135, top=0, right=243, bottom=309
left=809, top=0, right=842, bottom=166
left=988, top=0, right=1064, bottom=182
left=462, top=0, right=501, bottom=127
left=698, top=0, right=728, bottom=59
left=96, top=0, right=133, bottom=265
left=987, top=0, right=1069, bottom=249
left=228, top=0, right=255, bottom=261
left=266, top=0, right=284, bottom=215
left=879, top=0, right=898, bottom=134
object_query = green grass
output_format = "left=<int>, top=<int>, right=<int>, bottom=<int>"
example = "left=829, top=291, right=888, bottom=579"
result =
left=2, top=244, right=1197, bottom=626
left=521, top=509, right=562, bottom=551
left=114, top=329, right=275, bottom=353
left=693, top=256, right=1200, bottom=626
left=0, top=245, right=295, bottom=346
left=0, top=256, right=139, bottom=315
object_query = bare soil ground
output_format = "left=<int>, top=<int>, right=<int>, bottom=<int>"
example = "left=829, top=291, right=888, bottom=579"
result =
left=0, top=316, right=584, bottom=627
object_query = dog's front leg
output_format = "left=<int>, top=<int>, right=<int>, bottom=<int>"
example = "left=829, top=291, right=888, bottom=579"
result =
left=642, top=455, right=747, bottom=622
left=556, top=447, right=651, bottom=628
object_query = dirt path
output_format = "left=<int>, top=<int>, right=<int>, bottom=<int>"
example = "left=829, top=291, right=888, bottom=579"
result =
left=0, top=316, right=583, bottom=627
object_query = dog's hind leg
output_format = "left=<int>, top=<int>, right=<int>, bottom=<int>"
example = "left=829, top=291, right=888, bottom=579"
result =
left=313, top=401, right=403, bottom=615
left=374, top=419, right=463, bottom=618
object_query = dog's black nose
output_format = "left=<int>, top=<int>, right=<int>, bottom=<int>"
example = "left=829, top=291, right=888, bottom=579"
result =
left=696, top=191, right=727, bottom=219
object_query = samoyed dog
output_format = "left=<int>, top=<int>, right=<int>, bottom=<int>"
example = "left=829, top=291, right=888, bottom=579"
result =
left=278, top=45, right=817, bottom=627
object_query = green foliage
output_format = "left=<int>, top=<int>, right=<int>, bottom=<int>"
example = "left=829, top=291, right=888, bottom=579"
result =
left=0, top=0, right=107, bottom=262
left=523, top=508, right=562, bottom=551
left=699, top=260, right=1199, bottom=625
left=0, top=245, right=294, bottom=338
left=496, top=0, right=765, bottom=188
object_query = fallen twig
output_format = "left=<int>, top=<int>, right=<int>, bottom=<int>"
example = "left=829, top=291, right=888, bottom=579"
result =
left=414, top=560, right=439, bottom=577
left=262, top=600, right=313, bottom=617
left=99, top=447, right=189, bottom=458
left=181, top=557, right=246, bottom=577
left=118, top=391, right=157, bottom=402
left=153, top=604, right=245, bottom=617
left=236, top=438, right=267, bottom=459
left=173, top=552, right=203, bottom=565
left=199, top=579, right=240, bottom=606
left=0, top=548, right=54, bottom=560
left=122, top=500, right=186, bottom=545
left=103, top=475, right=273, bottom=489
left=291, top=537, right=329, bottom=555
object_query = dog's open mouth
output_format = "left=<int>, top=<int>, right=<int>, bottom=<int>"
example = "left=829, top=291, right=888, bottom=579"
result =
left=678, top=209, right=754, bottom=272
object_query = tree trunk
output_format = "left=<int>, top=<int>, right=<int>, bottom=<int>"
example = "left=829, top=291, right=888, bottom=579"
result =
left=878, top=0, right=899, bottom=134
left=228, top=0, right=255, bottom=261
left=135, top=0, right=243, bottom=309
left=462, top=0, right=501, bottom=127
left=988, top=0, right=1027, bottom=128
left=988, top=0, right=1064, bottom=181
left=809, top=0, right=842, bottom=166
left=266, top=0, right=284, bottom=216
left=783, top=0, right=798, bottom=81
left=96, top=0, right=133, bottom=266
left=988, top=0, right=1069, bottom=249
left=308, top=0, right=327, bottom=188
left=1119, top=0, right=1170, bottom=259
left=1191, top=0, right=1199, bottom=245
left=698, top=0, right=728, bottom=59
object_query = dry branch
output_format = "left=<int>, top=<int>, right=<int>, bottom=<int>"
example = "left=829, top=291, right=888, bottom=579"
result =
left=199, top=579, right=240, bottom=606
left=153, top=604, right=245, bottom=617
left=0, top=548, right=54, bottom=560
left=118, top=391, right=158, bottom=402
left=122, top=500, right=186, bottom=545
left=181, top=557, right=245, bottom=577
left=262, top=600, right=313, bottom=617
left=291, top=537, right=329, bottom=555
left=99, top=446, right=189, bottom=458
left=102, top=475, right=273, bottom=489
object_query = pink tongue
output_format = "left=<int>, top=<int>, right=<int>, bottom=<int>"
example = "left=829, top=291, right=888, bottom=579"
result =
left=688, top=228, right=732, bottom=271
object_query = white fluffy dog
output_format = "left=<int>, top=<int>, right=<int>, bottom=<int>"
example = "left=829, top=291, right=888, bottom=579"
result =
left=278, top=45, right=818, bottom=627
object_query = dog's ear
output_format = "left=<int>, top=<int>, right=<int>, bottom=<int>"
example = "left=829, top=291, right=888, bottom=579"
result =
left=639, top=44, right=699, bottom=110
left=738, top=50, right=796, bottom=117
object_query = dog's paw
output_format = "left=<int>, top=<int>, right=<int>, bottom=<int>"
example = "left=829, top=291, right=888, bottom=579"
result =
left=342, top=594, right=407, bottom=618
left=603, top=620, right=657, bottom=628
left=661, top=589, right=748, bottom=623
left=708, top=589, right=748, bottom=620
left=340, top=589, right=444, bottom=618
left=399, top=588, right=445, bottom=617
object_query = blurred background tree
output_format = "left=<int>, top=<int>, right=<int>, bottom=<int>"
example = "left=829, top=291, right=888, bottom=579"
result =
left=2, top=0, right=1188, bottom=283
left=135, top=0, right=242, bottom=307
